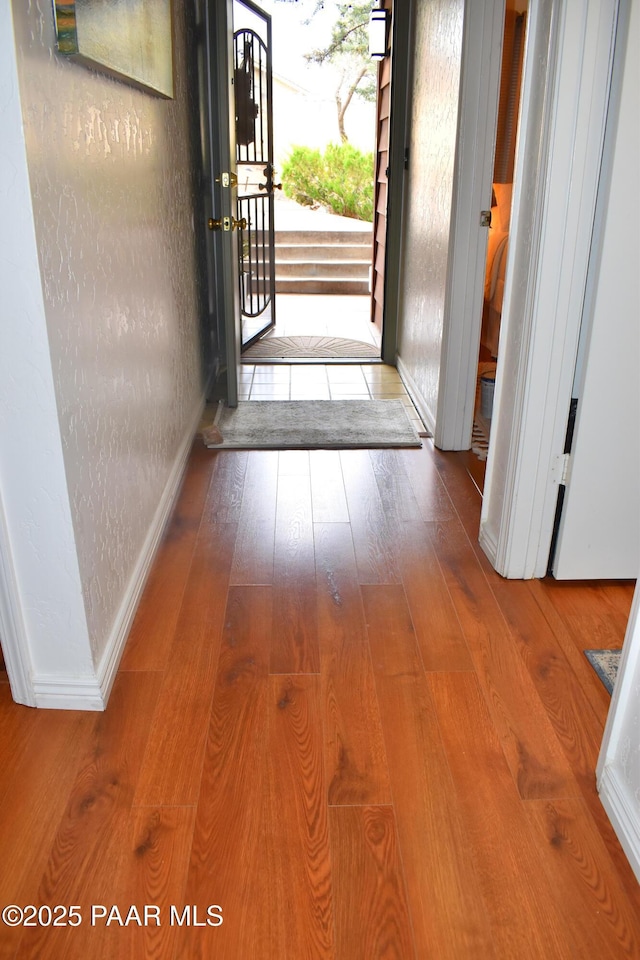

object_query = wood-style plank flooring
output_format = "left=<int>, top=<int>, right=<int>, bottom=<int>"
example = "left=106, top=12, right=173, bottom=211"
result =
left=1, top=438, right=638, bottom=959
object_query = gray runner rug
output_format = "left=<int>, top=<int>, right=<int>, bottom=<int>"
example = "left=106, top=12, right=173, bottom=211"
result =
left=584, top=649, right=621, bottom=695
left=201, top=400, right=422, bottom=449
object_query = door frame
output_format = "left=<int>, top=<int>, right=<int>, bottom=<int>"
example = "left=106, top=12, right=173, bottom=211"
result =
left=434, top=0, right=506, bottom=450
left=479, top=0, right=623, bottom=578
left=381, top=0, right=412, bottom=366
left=206, top=0, right=241, bottom=407
left=206, top=0, right=406, bottom=366
left=549, top=0, right=637, bottom=580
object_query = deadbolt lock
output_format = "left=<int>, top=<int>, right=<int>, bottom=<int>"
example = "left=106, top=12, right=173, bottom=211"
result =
left=215, top=171, right=238, bottom=188
left=480, top=209, right=492, bottom=227
left=208, top=215, right=247, bottom=232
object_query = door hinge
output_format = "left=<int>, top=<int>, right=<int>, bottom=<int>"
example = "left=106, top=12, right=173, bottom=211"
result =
left=561, top=453, right=572, bottom=485
left=554, top=452, right=572, bottom=486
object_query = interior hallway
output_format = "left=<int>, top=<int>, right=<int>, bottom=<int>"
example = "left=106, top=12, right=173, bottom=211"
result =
left=0, top=440, right=638, bottom=958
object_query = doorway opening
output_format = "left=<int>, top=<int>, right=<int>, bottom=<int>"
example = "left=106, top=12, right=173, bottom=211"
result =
left=232, top=0, right=387, bottom=364
left=468, top=0, right=528, bottom=492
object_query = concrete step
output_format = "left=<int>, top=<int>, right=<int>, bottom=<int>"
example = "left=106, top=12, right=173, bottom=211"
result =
left=256, top=261, right=369, bottom=282
left=275, top=277, right=370, bottom=295
left=255, top=226, right=373, bottom=294
left=275, top=243, right=370, bottom=261
left=272, top=260, right=370, bottom=280
left=274, top=229, right=372, bottom=245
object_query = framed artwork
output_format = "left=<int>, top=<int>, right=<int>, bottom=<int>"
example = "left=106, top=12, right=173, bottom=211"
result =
left=53, top=1, right=174, bottom=99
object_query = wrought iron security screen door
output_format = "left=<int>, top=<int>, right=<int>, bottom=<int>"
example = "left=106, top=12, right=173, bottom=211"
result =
left=233, top=0, right=277, bottom=348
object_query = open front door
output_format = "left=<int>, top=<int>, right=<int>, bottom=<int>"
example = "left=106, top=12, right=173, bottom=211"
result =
left=371, top=0, right=392, bottom=341
left=204, top=0, right=241, bottom=406
left=233, top=0, right=277, bottom=349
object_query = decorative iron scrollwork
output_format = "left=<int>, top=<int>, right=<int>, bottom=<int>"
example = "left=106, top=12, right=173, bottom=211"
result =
left=234, top=39, right=259, bottom=146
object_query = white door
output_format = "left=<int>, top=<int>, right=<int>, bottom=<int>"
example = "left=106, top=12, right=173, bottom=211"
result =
left=551, top=0, right=639, bottom=579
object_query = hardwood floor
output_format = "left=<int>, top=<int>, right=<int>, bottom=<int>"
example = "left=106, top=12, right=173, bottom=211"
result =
left=1, top=440, right=638, bottom=959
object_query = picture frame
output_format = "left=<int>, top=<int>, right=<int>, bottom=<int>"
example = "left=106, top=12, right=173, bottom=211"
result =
left=53, top=0, right=174, bottom=99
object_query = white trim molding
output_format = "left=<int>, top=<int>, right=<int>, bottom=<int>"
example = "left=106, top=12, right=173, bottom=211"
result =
left=1, top=0, right=94, bottom=705
left=480, top=0, right=621, bottom=578
left=32, top=676, right=105, bottom=712
left=598, top=765, right=640, bottom=885
left=0, top=495, right=35, bottom=706
left=597, top=583, right=640, bottom=884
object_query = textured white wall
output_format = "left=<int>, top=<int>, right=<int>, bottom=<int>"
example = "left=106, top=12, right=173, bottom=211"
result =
left=10, top=1, right=205, bottom=666
left=396, top=0, right=465, bottom=424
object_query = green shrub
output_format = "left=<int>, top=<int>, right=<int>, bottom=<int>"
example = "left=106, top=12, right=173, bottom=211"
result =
left=281, top=143, right=374, bottom=222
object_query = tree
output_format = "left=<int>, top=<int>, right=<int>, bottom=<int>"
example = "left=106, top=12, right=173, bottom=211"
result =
left=304, top=3, right=376, bottom=143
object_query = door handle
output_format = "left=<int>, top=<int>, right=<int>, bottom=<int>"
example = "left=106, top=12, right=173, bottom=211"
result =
left=208, top=216, right=247, bottom=232
left=258, top=163, right=282, bottom=193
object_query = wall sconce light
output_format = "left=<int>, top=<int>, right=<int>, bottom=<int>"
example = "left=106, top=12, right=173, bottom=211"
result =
left=369, top=6, right=389, bottom=60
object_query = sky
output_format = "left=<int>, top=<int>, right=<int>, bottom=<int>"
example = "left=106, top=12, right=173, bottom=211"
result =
left=234, top=0, right=348, bottom=93
left=233, top=0, right=376, bottom=153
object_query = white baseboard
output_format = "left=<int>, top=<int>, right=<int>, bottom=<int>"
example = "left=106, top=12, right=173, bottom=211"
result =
left=95, top=395, right=206, bottom=708
left=598, top=763, right=640, bottom=885
left=396, top=356, right=436, bottom=437
left=33, top=675, right=105, bottom=711
left=479, top=522, right=499, bottom=569
left=30, top=396, right=205, bottom=711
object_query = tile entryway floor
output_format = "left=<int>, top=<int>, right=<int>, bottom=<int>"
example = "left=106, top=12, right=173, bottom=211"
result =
left=238, top=363, right=425, bottom=435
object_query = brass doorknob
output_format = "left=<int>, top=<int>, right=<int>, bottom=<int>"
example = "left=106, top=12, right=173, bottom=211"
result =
left=208, top=216, right=247, bottom=231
